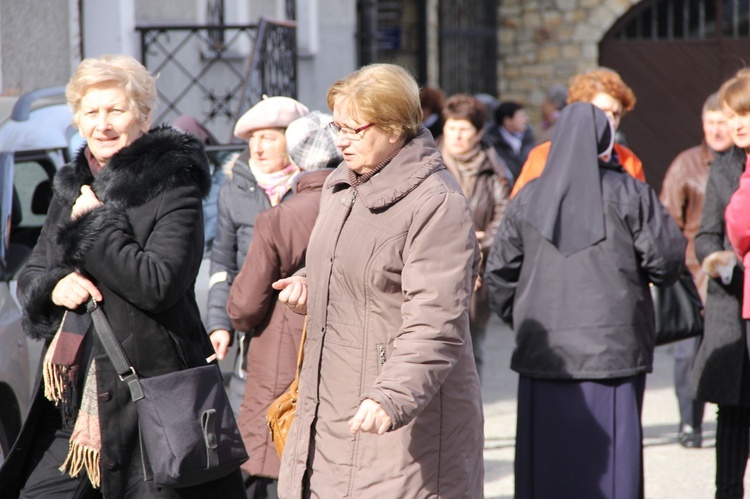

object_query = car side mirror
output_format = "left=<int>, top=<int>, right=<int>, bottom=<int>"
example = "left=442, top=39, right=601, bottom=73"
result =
left=30, top=180, right=52, bottom=215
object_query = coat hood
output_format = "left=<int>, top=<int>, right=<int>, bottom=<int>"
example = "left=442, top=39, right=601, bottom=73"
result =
left=328, top=127, right=444, bottom=210
left=54, top=125, right=211, bottom=209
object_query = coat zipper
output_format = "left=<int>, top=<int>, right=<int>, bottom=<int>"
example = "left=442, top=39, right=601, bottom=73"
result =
left=378, top=344, right=387, bottom=368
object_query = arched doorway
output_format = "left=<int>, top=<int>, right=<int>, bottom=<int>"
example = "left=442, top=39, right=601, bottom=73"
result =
left=600, top=0, right=750, bottom=193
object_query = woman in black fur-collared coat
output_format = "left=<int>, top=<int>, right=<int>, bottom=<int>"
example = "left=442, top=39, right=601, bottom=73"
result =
left=0, top=55, right=244, bottom=499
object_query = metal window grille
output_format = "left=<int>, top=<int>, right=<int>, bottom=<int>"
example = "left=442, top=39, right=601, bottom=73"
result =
left=136, top=18, right=297, bottom=143
left=610, top=0, right=750, bottom=40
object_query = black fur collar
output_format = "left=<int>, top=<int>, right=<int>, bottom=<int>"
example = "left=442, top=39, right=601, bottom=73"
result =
left=54, top=125, right=211, bottom=209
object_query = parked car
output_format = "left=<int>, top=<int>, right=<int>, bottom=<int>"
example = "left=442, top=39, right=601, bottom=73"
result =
left=0, top=87, right=79, bottom=465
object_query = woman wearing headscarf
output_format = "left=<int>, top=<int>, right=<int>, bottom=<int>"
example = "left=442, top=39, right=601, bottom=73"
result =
left=485, top=102, right=685, bottom=498
left=437, top=93, right=511, bottom=378
left=0, top=55, right=244, bottom=498
left=273, top=64, right=484, bottom=498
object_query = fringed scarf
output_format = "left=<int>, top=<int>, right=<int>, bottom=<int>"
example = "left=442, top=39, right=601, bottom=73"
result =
left=43, top=310, right=101, bottom=488
left=249, top=162, right=300, bottom=206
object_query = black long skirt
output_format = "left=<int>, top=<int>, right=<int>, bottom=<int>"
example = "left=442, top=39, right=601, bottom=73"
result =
left=514, top=374, right=646, bottom=499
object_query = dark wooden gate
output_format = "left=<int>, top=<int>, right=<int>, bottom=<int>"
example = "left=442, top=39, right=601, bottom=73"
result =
left=600, top=0, right=750, bottom=194
left=439, top=0, right=498, bottom=96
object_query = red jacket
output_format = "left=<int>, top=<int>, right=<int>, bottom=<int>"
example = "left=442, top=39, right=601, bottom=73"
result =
left=725, top=162, right=750, bottom=318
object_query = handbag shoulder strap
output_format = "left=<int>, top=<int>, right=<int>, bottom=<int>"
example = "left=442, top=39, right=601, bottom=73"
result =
left=86, top=299, right=145, bottom=402
left=296, top=317, right=307, bottom=374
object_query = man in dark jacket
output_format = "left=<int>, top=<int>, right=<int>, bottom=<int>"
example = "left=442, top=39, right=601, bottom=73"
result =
left=486, top=101, right=535, bottom=180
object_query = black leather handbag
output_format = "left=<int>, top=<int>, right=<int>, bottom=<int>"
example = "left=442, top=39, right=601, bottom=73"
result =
left=87, top=299, right=248, bottom=488
left=650, top=267, right=704, bottom=346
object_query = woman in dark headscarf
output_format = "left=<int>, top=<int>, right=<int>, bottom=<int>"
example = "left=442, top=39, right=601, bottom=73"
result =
left=485, top=102, right=685, bottom=498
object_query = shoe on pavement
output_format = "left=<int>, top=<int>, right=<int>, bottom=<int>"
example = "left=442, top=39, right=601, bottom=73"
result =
left=678, top=424, right=702, bottom=449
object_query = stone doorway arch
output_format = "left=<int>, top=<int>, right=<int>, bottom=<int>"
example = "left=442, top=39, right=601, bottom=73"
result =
left=497, top=0, right=639, bottom=113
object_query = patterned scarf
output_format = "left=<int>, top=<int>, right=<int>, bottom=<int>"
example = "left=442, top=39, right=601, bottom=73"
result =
left=43, top=310, right=101, bottom=488
left=249, top=162, right=300, bottom=206
left=441, top=145, right=486, bottom=199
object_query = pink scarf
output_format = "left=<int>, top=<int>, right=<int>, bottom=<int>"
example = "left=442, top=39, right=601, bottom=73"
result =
left=249, top=163, right=300, bottom=206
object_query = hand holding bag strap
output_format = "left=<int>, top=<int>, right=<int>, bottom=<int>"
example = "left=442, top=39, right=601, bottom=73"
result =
left=85, top=299, right=145, bottom=402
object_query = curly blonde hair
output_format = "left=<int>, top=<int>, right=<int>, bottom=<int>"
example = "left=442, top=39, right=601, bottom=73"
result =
left=567, top=68, right=636, bottom=115
left=66, top=54, right=156, bottom=128
left=327, top=64, right=422, bottom=141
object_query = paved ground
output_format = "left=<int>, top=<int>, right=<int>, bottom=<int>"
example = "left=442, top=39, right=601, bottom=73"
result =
left=481, top=316, right=747, bottom=499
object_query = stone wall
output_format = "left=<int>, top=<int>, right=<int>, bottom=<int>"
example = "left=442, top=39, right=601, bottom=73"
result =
left=497, top=0, right=640, bottom=127
left=1, top=1, right=76, bottom=94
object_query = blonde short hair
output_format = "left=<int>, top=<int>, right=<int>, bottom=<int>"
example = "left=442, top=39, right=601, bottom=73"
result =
left=327, top=64, right=422, bottom=141
left=720, top=69, right=750, bottom=115
left=66, top=54, right=156, bottom=127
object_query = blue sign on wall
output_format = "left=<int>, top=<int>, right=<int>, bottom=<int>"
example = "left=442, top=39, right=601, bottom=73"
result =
left=378, top=26, right=401, bottom=51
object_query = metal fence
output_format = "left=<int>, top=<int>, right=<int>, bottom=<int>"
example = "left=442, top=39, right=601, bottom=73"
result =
left=136, top=17, right=297, bottom=143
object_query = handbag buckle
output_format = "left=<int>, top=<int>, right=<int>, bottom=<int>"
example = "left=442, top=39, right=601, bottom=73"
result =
left=86, top=298, right=99, bottom=313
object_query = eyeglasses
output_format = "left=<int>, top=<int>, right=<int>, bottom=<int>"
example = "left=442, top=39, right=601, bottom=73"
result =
left=327, top=121, right=374, bottom=141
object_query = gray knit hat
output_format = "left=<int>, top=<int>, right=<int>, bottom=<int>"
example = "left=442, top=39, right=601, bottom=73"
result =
left=285, top=111, right=343, bottom=171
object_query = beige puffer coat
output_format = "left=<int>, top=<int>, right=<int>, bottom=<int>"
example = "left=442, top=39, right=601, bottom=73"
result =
left=278, top=129, right=484, bottom=498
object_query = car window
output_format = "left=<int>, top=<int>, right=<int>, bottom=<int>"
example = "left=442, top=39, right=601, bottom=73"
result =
left=11, top=152, right=57, bottom=250
left=13, top=160, right=48, bottom=227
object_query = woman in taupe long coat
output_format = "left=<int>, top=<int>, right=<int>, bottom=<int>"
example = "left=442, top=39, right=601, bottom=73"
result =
left=273, top=64, right=485, bottom=498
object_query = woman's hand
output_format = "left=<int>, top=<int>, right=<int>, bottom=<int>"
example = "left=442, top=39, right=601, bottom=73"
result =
left=51, top=272, right=103, bottom=310
left=272, top=276, right=308, bottom=315
left=210, top=329, right=231, bottom=360
left=474, top=274, right=482, bottom=292
left=349, top=399, right=393, bottom=435
left=71, top=185, right=103, bottom=220
left=702, top=250, right=736, bottom=279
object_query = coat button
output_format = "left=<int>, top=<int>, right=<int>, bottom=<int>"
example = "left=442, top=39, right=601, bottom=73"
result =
left=103, top=459, right=118, bottom=470
left=97, top=392, right=112, bottom=402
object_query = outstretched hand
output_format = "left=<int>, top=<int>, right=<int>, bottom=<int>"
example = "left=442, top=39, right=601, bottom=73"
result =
left=272, top=275, right=308, bottom=315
